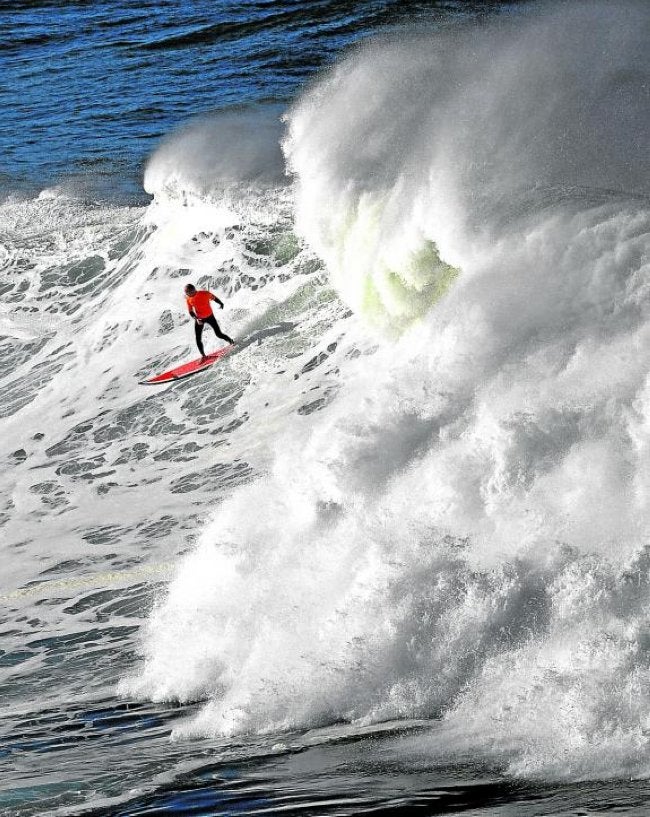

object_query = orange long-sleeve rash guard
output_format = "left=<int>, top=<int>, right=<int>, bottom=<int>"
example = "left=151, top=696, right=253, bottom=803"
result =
left=186, top=290, right=218, bottom=319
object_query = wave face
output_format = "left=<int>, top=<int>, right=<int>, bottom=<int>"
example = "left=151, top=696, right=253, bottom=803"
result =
left=117, top=1, right=650, bottom=781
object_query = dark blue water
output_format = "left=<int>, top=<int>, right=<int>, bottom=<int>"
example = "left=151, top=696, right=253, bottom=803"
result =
left=2, top=0, right=506, bottom=200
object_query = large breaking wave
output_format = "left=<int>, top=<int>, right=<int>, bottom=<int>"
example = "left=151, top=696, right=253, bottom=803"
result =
left=121, top=2, right=650, bottom=780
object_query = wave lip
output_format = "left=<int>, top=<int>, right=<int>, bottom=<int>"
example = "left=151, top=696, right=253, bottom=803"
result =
left=284, top=1, right=649, bottom=332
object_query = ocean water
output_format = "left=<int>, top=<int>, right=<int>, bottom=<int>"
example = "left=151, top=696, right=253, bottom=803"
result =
left=1, top=1, right=650, bottom=814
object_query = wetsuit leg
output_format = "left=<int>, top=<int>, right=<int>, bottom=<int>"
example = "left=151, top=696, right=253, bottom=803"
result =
left=194, top=320, right=206, bottom=356
left=204, top=314, right=234, bottom=345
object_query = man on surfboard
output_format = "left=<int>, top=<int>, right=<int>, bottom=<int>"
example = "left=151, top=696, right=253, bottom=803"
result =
left=184, top=283, right=234, bottom=360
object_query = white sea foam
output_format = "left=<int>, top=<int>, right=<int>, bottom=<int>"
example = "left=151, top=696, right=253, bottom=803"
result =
left=119, top=2, right=650, bottom=781
left=144, top=107, right=287, bottom=200
left=0, top=172, right=328, bottom=599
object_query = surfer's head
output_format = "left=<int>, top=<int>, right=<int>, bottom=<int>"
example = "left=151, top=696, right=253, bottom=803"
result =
left=184, top=284, right=196, bottom=296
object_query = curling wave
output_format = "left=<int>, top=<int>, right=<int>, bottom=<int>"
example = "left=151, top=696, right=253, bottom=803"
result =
left=121, top=1, right=650, bottom=781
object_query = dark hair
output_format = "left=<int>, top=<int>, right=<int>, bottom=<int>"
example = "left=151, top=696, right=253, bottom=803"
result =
left=184, top=283, right=196, bottom=294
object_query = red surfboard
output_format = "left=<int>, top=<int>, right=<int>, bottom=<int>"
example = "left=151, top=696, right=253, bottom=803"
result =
left=140, top=345, right=234, bottom=385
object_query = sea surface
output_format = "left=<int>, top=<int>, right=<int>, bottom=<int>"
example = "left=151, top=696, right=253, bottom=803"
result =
left=2, top=1, right=650, bottom=815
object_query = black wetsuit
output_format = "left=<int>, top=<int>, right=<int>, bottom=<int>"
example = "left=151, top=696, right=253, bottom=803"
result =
left=194, top=314, right=234, bottom=356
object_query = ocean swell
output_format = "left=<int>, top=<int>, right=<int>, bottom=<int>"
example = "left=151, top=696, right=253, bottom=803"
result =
left=121, top=1, right=650, bottom=781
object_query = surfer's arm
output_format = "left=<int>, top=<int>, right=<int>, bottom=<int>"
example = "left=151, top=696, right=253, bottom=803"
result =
left=209, top=292, right=224, bottom=309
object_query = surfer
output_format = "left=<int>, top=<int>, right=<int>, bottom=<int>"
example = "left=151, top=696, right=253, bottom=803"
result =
left=184, top=283, right=235, bottom=359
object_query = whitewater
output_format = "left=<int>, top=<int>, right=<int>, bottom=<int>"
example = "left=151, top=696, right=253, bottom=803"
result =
left=2, top=2, right=650, bottom=814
